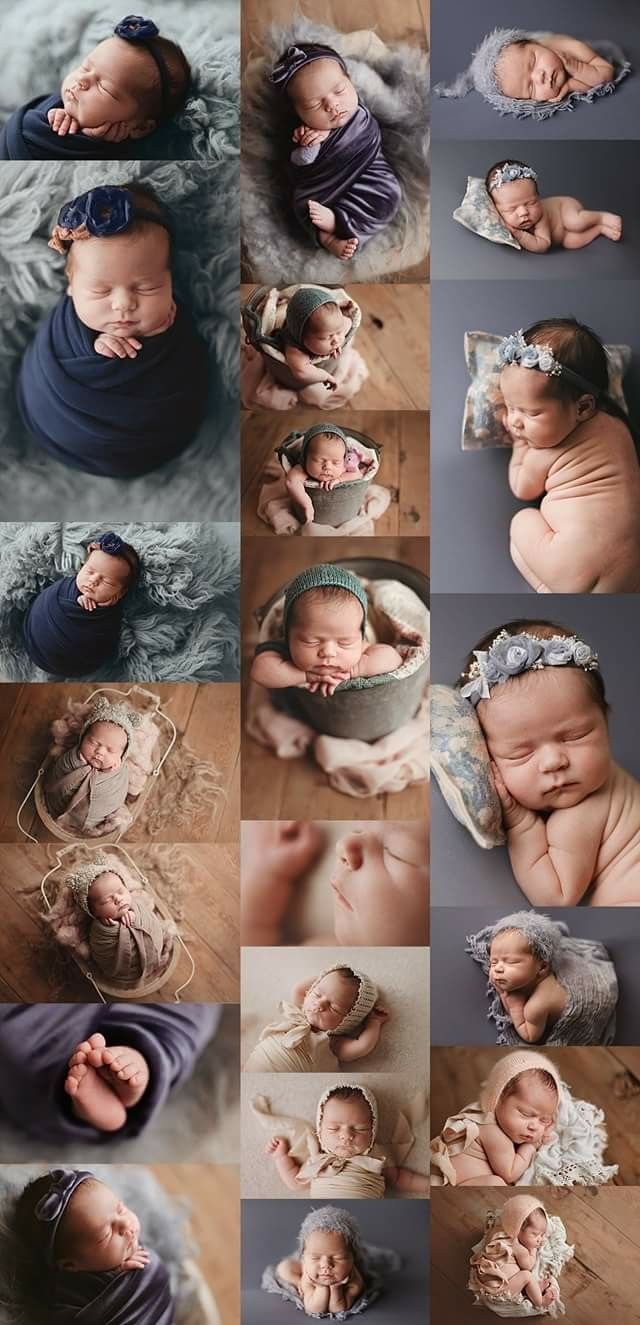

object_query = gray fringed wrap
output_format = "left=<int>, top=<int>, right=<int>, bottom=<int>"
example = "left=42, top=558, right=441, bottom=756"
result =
left=467, top=911, right=618, bottom=1046
left=262, top=1204, right=401, bottom=1319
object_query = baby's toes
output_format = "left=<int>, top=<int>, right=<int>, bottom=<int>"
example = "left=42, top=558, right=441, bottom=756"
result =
left=65, top=1062, right=88, bottom=1095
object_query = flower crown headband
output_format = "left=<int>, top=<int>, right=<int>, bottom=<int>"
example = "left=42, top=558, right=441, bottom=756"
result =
left=459, top=629, right=599, bottom=707
left=114, top=15, right=171, bottom=116
left=488, top=162, right=538, bottom=192
left=49, top=185, right=171, bottom=255
left=498, top=329, right=604, bottom=400
left=34, top=1168, right=94, bottom=1267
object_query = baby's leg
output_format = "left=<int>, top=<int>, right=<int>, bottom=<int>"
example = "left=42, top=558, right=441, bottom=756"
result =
left=507, top=1271, right=543, bottom=1306
left=457, top=1173, right=507, bottom=1186
left=510, top=508, right=598, bottom=594
left=561, top=199, right=622, bottom=246
left=448, top=1153, right=506, bottom=1186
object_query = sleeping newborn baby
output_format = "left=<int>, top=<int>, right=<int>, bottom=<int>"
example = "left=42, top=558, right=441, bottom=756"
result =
left=271, top=1206, right=369, bottom=1317
left=44, top=698, right=140, bottom=834
left=251, top=563, right=402, bottom=698
left=497, top=319, right=640, bottom=593
left=17, top=182, right=208, bottom=477
left=23, top=532, right=139, bottom=677
left=435, top=28, right=625, bottom=119
left=244, top=962, right=387, bottom=1071
left=487, top=160, right=622, bottom=252
left=0, top=14, right=190, bottom=160
left=283, top=288, right=355, bottom=391
left=458, top=621, right=640, bottom=905
left=14, top=1168, right=174, bottom=1322
left=285, top=423, right=362, bottom=524
left=67, top=853, right=166, bottom=989
left=270, top=42, right=401, bottom=260
left=469, top=1197, right=558, bottom=1309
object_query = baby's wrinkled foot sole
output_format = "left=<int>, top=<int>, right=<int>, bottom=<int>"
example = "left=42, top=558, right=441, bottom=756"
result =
left=65, top=1062, right=127, bottom=1131
left=98, top=1045, right=150, bottom=1108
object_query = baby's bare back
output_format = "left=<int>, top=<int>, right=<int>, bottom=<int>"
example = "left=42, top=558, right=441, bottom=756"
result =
left=542, top=415, right=640, bottom=590
left=586, top=763, right=640, bottom=903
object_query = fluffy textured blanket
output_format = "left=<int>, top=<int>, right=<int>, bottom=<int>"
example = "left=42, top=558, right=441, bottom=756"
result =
left=242, top=18, right=429, bottom=282
left=0, top=1163, right=212, bottom=1325
left=0, top=522, right=239, bottom=682
left=467, top=916, right=618, bottom=1047
left=24, top=575, right=124, bottom=675
left=262, top=1243, right=401, bottom=1319
left=17, top=296, right=209, bottom=478
left=44, top=746, right=130, bottom=831
left=51, top=1247, right=174, bottom=1324
left=0, top=0, right=239, bottom=161
left=0, top=155, right=238, bottom=519
left=90, top=897, right=167, bottom=988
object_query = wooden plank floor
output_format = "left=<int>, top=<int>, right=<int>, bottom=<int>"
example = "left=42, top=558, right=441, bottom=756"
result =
left=241, top=536, right=428, bottom=819
left=241, top=410, right=430, bottom=537
left=242, top=0, right=429, bottom=67
left=241, top=284, right=430, bottom=411
left=0, top=684, right=239, bottom=845
left=149, top=1164, right=240, bottom=1325
left=431, top=1187, right=640, bottom=1325
left=0, top=843, right=239, bottom=1004
left=431, top=1046, right=640, bottom=1185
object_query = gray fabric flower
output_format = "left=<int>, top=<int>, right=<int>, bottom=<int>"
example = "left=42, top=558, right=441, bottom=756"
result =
left=490, top=634, right=543, bottom=676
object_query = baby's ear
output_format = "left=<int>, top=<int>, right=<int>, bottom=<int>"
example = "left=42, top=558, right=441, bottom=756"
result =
left=576, top=393, right=597, bottom=420
left=128, top=118, right=158, bottom=140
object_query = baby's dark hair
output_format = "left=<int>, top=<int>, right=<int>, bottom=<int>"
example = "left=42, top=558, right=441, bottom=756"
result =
left=485, top=159, right=538, bottom=194
left=288, top=586, right=364, bottom=630
left=521, top=319, right=631, bottom=431
left=457, top=618, right=609, bottom=718
left=13, top=1175, right=97, bottom=1265
left=325, top=1086, right=373, bottom=1116
left=501, top=1069, right=559, bottom=1101
left=120, top=34, right=191, bottom=121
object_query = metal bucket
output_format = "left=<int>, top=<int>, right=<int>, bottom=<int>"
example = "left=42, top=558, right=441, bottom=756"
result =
left=277, top=428, right=382, bottom=526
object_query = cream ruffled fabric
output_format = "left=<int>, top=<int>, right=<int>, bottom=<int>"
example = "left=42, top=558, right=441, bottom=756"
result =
left=244, top=1002, right=336, bottom=1073
left=469, top=1209, right=574, bottom=1319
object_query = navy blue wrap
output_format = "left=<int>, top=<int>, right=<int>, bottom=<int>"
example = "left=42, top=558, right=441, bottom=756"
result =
left=0, top=95, right=132, bottom=160
left=51, top=1249, right=174, bottom=1323
left=23, top=575, right=124, bottom=677
left=17, top=295, right=209, bottom=477
left=291, top=104, right=401, bottom=242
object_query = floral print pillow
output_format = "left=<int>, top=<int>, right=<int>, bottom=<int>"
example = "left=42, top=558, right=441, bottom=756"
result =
left=430, top=684, right=505, bottom=849
left=461, top=331, right=632, bottom=451
left=453, top=176, right=521, bottom=250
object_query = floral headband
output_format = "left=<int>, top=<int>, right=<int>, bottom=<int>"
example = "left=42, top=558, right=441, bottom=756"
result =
left=270, top=43, right=347, bottom=89
left=49, top=185, right=171, bottom=255
left=114, top=15, right=171, bottom=116
left=34, top=1168, right=94, bottom=1267
left=488, top=162, right=538, bottom=192
left=497, top=329, right=604, bottom=400
left=459, top=630, right=599, bottom=707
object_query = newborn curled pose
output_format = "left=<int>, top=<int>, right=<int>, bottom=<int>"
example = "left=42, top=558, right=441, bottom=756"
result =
left=244, top=962, right=387, bottom=1071
left=251, top=564, right=402, bottom=698
left=14, top=1167, right=174, bottom=1322
left=282, top=288, right=356, bottom=392
left=436, top=28, right=624, bottom=118
left=263, top=1082, right=428, bottom=1197
left=67, top=852, right=166, bottom=989
left=286, top=423, right=362, bottom=525
left=270, top=42, right=401, bottom=260
left=497, top=319, right=640, bottom=593
left=487, top=160, right=622, bottom=252
left=44, top=697, right=140, bottom=834
left=0, top=13, right=190, bottom=160
left=17, top=182, right=208, bottom=477
left=469, top=1197, right=558, bottom=1309
left=459, top=621, right=640, bottom=904
left=270, top=1206, right=376, bottom=1317
left=23, top=531, right=139, bottom=676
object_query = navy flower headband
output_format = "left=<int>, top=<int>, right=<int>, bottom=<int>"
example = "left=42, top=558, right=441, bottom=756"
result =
left=96, top=531, right=125, bottom=557
left=459, top=630, right=599, bottom=707
left=49, top=185, right=171, bottom=254
left=270, top=43, right=347, bottom=88
left=35, top=1168, right=95, bottom=1267
left=114, top=15, right=170, bottom=116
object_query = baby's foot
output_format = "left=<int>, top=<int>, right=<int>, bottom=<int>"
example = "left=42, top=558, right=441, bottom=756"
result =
left=541, top=1286, right=557, bottom=1307
left=308, top=200, right=336, bottom=233
left=65, top=1034, right=127, bottom=1131
left=600, top=212, right=622, bottom=240
left=96, top=1045, right=150, bottom=1109
left=318, top=232, right=359, bottom=261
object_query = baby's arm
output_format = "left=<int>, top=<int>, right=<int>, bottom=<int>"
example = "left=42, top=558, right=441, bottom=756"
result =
left=499, top=986, right=551, bottom=1043
left=291, top=124, right=331, bottom=165
left=285, top=465, right=315, bottom=522
left=480, top=1124, right=537, bottom=1183
left=284, top=344, right=338, bottom=389
left=250, top=649, right=308, bottom=689
left=508, top=441, right=554, bottom=499
left=300, top=1275, right=330, bottom=1315
left=291, top=977, right=313, bottom=1007
left=547, top=35, right=615, bottom=89
left=510, top=219, right=552, bottom=254
left=265, top=1136, right=308, bottom=1191
left=331, top=1008, right=389, bottom=1063
left=241, top=821, right=323, bottom=945
left=352, top=643, right=403, bottom=679
left=513, top=1242, right=537, bottom=1272
left=384, top=1163, right=429, bottom=1195
left=492, top=764, right=605, bottom=904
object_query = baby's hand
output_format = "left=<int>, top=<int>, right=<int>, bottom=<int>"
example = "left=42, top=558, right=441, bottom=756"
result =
left=305, top=665, right=350, bottom=696
left=120, top=1247, right=150, bottom=1272
left=490, top=762, right=531, bottom=830
left=83, top=120, right=130, bottom=143
left=265, top=1135, right=289, bottom=1157
left=367, top=1006, right=389, bottom=1023
left=322, top=374, right=338, bottom=390
left=77, top=593, right=97, bottom=612
left=119, top=909, right=135, bottom=928
left=292, top=125, right=331, bottom=146
left=94, top=333, right=143, bottom=360
left=48, top=107, right=79, bottom=135
left=318, top=477, right=336, bottom=490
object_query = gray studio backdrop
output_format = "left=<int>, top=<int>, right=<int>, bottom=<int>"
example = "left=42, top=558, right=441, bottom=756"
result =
left=430, top=593, right=640, bottom=907
left=430, top=279, right=640, bottom=594
left=432, top=140, right=640, bottom=280
left=242, top=1199, right=429, bottom=1325
left=431, top=906, right=640, bottom=1045
left=431, top=0, right=640, bottom=140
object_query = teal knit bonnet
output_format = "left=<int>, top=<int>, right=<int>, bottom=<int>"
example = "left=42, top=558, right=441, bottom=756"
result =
left=300, top=423, right=348, bottom=465
left=285, top=287, right=339, bottom=347
left=283, top=564, right=368, bottom=637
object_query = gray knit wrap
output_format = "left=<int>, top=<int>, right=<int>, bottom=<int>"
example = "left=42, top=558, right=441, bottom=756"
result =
left=283, top=564, right=368, bottom=637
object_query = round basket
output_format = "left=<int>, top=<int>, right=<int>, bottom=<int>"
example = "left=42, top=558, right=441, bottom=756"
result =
left=277, top=428, right=382, bottom=526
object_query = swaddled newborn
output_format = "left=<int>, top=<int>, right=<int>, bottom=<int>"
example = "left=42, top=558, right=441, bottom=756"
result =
left=23, top=532, right=139, bottom=677
left=496, top=320, right=640, bottom=593
left=17, top=182, right=208, bottom=477
left=285, top=423, right=363, bottom=524
left=44, top=698, right=140, bottom=833
left=252, top=563, right=402, bottom=698
left=244, top=962, right=387, bottom=1071
left=486, top=160, right=622, bottom=252
left=469, top=1197, right=559, bottom=1309
left=282, top=287, right=356, bottom=391
left=0, top=14, right=190, bottom=160
left=270, top=42, right=401, bottom=260
left=67, top=853, right=166, bottom=989
left=13, top=1167, right=174, bottom=1323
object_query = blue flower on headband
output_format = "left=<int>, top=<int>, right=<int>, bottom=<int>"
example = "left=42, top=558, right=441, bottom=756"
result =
left=98, top=532, right=125, bottom=556
left=58, top=187, right=132, bottom=238
left=114, top=14, right=159, bottom=41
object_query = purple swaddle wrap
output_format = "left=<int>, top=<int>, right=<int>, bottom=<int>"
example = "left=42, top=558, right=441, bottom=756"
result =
left=290, top=103, right=401, bottom=243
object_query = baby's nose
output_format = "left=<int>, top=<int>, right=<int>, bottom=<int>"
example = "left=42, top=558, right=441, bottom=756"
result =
left=538, top=743, right=569, bottom=772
